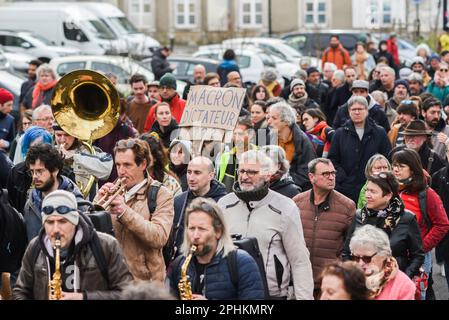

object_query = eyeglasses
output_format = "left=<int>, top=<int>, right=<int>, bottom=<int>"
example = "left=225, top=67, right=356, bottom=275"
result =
left=36, top=117, right=53, bottom=122
left=28, top=168, right=47, bottom=177
left=42, top=205, right=77, bottom=215
left=349, top=108, right=366, bottom=113
left=401, top=100, right=414, bottom=105
left=237, top=169, right=260, bottom=177
left=351, top=252, right=377, bottom=264
left=440, top=69, right=448, bottom=72
left=317, top=171, right=336, bottom=178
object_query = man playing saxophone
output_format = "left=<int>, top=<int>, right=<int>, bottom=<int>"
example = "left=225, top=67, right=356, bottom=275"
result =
left=94, top=138, right=174, bottom=283
left=167, top=198, right=264, bottom=300
left=13, top=190, right=132, bottom=300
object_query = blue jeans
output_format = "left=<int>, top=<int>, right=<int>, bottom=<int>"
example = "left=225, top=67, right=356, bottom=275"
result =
left=420, top=252, right=433, bottom=300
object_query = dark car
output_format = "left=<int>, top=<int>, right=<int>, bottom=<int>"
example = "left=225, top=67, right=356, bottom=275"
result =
left=141, top=55, right=219, bottom=83
left=282, top=29, right=372, bottom=58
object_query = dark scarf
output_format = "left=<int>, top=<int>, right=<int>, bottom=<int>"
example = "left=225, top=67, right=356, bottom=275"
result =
left=232, top=181, right=269, bottom=204
left=360, top=196, right=404, bottom=235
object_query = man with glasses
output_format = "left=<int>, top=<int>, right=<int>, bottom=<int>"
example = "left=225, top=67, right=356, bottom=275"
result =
left=14, top=189, right=132, bottom=300
left=171, top=156, right=227, bottom=266
left=293, top=158, right=355, bottom=298
left=143, top=73, right=185, bottom=132
left=94, top=138, right=174, bottom=282
left=329, top=96, right=391, bottom=203
left=421, top=98, right=449, bottom=160
left=23, top=143, right=84, bottom=242
left=333, top=80, right=390, bottom=133
left=218, top=150, right=314, bottom=300
left=407, top=73, right=424, bottom=96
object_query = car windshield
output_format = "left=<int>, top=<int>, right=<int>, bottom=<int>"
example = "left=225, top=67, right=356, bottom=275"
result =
left=110, top=17, right=139, bottom=34
left=258, top=53, right=277, bottom=68
left=83, top=20, right=117, bottom=40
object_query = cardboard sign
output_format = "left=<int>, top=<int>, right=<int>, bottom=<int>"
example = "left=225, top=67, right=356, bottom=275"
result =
left=179, top=85, right=245, bottom=130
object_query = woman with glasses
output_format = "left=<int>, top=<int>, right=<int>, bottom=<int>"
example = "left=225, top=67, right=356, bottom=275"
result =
left=319, top=261, right=369, bottom=300
left=392, top=148, right=449, bottom=299
left=9, top=110, right=33, bottom=162
left=426, top=62, right=449, bottom=103
left=343, top=171, right=424, bottom=280
left=349, top=224, right=416, bottom=300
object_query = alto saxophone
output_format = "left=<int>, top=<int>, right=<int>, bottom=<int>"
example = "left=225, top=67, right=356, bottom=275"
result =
left=48, top=234, right=62, bottom=300
left=178, top=245, right=197, bottom=300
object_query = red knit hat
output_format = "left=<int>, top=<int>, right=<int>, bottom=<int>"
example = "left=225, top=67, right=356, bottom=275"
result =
left=0, top=88, right=14, bottom=104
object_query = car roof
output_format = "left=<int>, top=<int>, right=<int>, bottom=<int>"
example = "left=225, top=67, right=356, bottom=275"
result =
left=51, top=55, right=138, bottom=63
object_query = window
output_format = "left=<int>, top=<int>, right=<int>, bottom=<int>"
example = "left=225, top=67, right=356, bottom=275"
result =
left=63, top=22, right=88, bottom=42
left=57, top=62, right=86, bottom=76
left=367, top=0, right=392, bottom=27
left=239, top=0, right=263, bottom=28
left=129, top=0, right=154, bottom=30
left=304, top=0, right=327, bottom=26
left=175, top=0, right=198, bottom=28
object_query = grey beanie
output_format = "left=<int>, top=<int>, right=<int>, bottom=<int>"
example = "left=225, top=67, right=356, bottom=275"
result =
left=42, top=190, right=79, bottom=226
left=290, top=79, right=305, bottom=91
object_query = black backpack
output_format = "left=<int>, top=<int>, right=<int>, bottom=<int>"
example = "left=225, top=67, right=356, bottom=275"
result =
left=228, top=234, right=270, bottom=299
left=0, top=189, right=27, bottom=272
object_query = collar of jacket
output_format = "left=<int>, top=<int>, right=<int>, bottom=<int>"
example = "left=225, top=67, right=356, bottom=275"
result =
left=232, top=181, right=269, bottom=203
left=309, top=189, right=331, bottom=212
left=343, top=117, right=376, bottom=135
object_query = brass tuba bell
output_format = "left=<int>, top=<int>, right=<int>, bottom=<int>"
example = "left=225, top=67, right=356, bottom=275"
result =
left=51, top=70, right=121, bottom=198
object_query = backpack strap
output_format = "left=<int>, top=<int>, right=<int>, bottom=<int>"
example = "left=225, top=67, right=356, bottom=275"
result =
left=227, top=250, right=238, bottom=289
left=147, top=181, right=162, bottom=216
left=89, top=231, right=110, bottom=288
left=418, top=187, right=432, bottom=233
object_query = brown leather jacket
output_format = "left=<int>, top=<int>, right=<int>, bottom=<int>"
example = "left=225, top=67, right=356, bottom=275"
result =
left=293, top=189, right=355, bottom=288
left=110, top=177, right=174, bottom=282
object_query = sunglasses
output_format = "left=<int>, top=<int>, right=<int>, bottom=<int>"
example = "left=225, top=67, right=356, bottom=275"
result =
left=351, top=252, right=377, bottom=264
left=115, top=139, right=139, bottom=150
left=440, top=69, right=448, bottom=72
left=42, top=205, right=76, bottom=215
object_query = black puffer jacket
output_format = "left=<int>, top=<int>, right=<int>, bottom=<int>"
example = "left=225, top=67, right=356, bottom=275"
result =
left=342, top=209, right=424, bottom=278
left=151, top=49, right=174, bottom=80
left=269, top=175, right=301, bottom=198
left=7, top=161, right=32, bottom=214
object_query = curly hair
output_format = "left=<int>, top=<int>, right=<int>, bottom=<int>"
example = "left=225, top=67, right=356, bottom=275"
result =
left=25, top=144, right=63, bottom=175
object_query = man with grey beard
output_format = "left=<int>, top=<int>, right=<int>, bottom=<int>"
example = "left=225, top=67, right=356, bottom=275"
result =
left=218, top=150, right=314, bottom=300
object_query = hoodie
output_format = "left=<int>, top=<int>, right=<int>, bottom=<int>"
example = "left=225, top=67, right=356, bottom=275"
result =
left=172, top=179, right=227, bottom=255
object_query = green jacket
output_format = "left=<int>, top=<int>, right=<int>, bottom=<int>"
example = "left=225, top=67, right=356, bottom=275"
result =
left=357, top=181, right=368, bottom=209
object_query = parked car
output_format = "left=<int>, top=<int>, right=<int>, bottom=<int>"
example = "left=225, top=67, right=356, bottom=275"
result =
left=0, top=69, right=26, bottom=116
left=49, top=55, right=186, bottom=97
left=0, top=45, right=35, bottom=76
left=0, top=30, right=81, bottom=63
left=142, top=56, right=219, bottom=83
left=222, top=37, right=304, bottom=65
left=194, top=45, right=286, bottom=86
left=282, top=29, right=372, bottom=58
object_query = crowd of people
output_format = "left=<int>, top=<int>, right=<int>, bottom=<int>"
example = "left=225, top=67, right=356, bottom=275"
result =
left=1, top=34, right=449, bottom=301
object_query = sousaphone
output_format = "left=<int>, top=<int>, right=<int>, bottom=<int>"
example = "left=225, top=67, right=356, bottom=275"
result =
left=51, top=70, right=121, bottom=198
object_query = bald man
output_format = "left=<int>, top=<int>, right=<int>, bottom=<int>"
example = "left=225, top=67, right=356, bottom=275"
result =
left=169, top=156, right=227, bottom=264
left=227, top=71, right=242, bottom=87
left=182, top=64, right=207, bottom=100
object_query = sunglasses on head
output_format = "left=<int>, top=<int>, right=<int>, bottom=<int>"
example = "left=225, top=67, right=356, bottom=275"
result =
left=42, top=205, right=76, bottom=215
left=351, top=252, right=377, bottom=264
left=115, top=139, right=137, bottom=149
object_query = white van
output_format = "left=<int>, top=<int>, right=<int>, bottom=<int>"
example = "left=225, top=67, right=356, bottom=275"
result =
left=0, top=2, right=127, bottom=55
left=82, top=2, right=160, bottom=58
